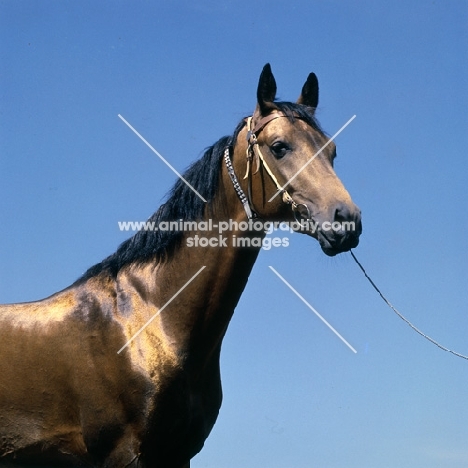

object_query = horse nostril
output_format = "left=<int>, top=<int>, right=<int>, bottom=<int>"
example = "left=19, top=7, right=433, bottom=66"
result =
left=333, top=203, right=351, bottom=224
left=332, top=203, right=362, bottom=240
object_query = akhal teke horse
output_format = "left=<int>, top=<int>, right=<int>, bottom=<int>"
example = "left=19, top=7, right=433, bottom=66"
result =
left=0, top=64, right=361, bottom=467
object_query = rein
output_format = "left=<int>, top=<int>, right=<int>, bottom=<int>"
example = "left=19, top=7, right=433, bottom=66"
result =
left=224, top=112, right=310, bottom=222
left=350, top=250, right=468, bottom=361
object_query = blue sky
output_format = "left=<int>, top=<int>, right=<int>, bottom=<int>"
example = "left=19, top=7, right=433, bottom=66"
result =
left=1, top=1, right=468, bottom=467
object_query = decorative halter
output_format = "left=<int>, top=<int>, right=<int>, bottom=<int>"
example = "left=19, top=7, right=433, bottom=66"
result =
left=224, top=112, right=311, bottom=221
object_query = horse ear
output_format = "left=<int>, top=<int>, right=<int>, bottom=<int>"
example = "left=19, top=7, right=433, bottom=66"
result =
left=297, top=72, right=319, bottom=109
left=256, top=63, right=278, bottom=115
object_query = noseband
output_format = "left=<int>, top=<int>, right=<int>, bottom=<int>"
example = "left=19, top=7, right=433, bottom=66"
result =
left=224, top=112, right=311, bottom=222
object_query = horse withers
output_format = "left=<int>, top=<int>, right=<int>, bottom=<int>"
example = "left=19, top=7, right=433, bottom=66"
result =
left=0, top=64, right=361, bottom=467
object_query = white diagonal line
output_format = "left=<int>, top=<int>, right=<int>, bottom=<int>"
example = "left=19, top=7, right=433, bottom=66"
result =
left=269, top=266, right=357, bottom=353
left=118, top=114, right=207, bottom=202
left=268, top=115, right=356, bottom=202
left=117, top=265, right=206, bottom=354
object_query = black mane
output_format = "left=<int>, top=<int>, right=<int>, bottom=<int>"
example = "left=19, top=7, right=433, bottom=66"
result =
left=78, top=102, right=322, bottom=281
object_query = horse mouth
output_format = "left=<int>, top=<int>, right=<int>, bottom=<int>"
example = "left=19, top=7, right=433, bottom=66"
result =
left=319, top=240, right=342, bottom=257
left=317, top=230, right=360, bottom=257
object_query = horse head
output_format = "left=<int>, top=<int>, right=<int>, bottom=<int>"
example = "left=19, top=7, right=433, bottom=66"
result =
left=231, top=63, right=362, bottom=256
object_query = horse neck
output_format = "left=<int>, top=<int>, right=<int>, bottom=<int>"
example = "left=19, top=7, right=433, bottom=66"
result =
left=117, top=142, right=264, bottom=359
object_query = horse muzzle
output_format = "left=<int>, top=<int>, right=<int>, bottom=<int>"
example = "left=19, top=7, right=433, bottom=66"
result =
left=293, top=201, right=362, bottom=256
left=315, top=203, right=362, bottom=256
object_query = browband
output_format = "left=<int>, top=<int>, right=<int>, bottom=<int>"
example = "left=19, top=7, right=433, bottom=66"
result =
left=246, top=111, right=287, bottom=139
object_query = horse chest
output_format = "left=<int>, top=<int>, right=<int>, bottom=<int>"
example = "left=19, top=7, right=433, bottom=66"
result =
left=130, top=365, right=219, bottom=465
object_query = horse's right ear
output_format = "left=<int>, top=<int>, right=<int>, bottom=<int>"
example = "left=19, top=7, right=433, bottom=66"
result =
left=256, top=63, right=278, bottom=115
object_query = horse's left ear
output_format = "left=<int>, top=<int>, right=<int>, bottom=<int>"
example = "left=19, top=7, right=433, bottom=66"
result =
left=257, top=63, right=278, bottom=115
left=297, top=72, right=319, bottom=109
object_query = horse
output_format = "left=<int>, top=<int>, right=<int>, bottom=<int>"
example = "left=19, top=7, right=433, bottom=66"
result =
left=0, top=64, right=361, bottom=467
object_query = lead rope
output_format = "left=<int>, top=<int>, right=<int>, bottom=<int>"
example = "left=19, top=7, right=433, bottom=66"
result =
left=350, top=250, right=468, bottom=361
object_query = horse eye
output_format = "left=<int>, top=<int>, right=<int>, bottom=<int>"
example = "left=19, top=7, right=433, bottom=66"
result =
left=270, top=141, right=290, bottom=159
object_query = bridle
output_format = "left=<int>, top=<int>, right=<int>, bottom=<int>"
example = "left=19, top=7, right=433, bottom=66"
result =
left=224, top=111, right=311, bottom=222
